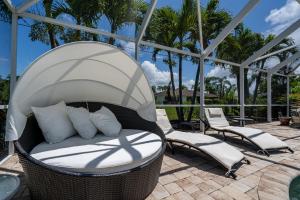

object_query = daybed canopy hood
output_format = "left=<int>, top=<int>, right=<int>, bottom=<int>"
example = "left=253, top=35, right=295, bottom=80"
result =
left=6, top=41, right=156, bottom=141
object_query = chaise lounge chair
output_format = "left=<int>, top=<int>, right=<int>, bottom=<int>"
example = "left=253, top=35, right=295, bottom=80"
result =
left=291, top=109, right=300, bottom=127
left=204, top=108, right=293, bottom=156
left=156, top=109, right=250, bottom=178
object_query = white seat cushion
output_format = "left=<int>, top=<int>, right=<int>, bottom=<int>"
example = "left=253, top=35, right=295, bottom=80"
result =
left=166, top=131, right=244, bottom=169
left=224, top=126, right=288, bottom=150
left=30, top=129, right=162, bottom=173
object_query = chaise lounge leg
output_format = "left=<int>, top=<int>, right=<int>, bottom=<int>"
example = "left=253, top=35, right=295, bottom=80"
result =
left=222, top=132, right=226, bottom=141
left=288, top=147, right=294, bottom=154
left=244, top=158, right=251, bottom=165
left=225, top=170, right=237, bottom=179
left=168, top=142, right=175, bottom=154
left=257, top=149, right=270, bottom=157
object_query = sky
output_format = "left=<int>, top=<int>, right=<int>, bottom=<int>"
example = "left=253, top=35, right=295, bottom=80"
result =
left=0, top=0, right=300, bottom=90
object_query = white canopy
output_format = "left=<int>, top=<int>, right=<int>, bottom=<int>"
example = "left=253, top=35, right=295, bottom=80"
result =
left=6, top=41, right=156, bottom=141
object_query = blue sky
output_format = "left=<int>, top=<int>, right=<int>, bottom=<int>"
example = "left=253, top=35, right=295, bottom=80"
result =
left=0, top=0, right=299, bottom=88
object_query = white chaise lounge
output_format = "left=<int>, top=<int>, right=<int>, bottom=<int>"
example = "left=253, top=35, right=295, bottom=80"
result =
left=204, top=108, right=293, bottom=156
left=156, top=109, right=249, bottom=178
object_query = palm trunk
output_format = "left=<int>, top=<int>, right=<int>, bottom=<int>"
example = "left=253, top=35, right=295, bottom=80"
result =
left=244, top=69, right=250, bottom=102
left=187, top=60, right=200, bottom=122
left=109, top=24, right=117, bottom=45
left=178, top=54, right=184, bottom=122
left=167, top=52, right=180, bottom=118
left=237, top=73, right=240, bottom=103
left=252, top=73, right=261, bottom=105
left=252, top=60, right=266, bottom=105
left=48, top=28, right=57, bottom=49
left=178, top=38, right=184, bottom=122
left=76, top=18, right=81, bottom=41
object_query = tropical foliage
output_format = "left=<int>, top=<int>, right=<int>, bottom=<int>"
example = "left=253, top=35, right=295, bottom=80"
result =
left=0, top=0, right=299, bottom=123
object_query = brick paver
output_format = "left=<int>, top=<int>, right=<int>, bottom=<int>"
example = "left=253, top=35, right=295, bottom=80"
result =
left=1, top=121, right=299, bottom=200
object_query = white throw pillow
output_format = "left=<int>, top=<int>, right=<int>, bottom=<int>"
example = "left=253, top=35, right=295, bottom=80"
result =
left=90, top=106, right=122, bottom=137
left=31, top=101, right=76, bottom=144
left=66, top=106, right=98, bottom=139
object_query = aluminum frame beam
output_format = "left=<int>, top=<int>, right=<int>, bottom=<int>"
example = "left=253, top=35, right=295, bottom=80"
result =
left=20, top=12, right=135, bottom=42
left=239, top=67, right=245, bottom=120
left=3, top=0, right=15, bottom=13
left=287, top=76, right=290, bottom=116
left=245, top=66, right=287, bottom=76
left=21, top=10, right=292, bottom=72
left=141, top=40, right=244, bottom=67
left=17, top=11, right=247, bottom=68
left=242, top=19, right=300, bottom=67
left=201, top=0, right=260, bottom=59
left=207, top=57, right=241, bottom=67
left=269, top=51, right=300, bottom=74
left=199, top=58, right=205, bottom=131
left=17, top=0, right=40, bottom=13
left=135, top=0, right=157, bottom=46
left=10, top=14, right=17, bottom=99
left=140, top=40, right=200, bottom=57
left=196, top=0, right=204, bottom=52
left=288, top=63, right=300, bottom=75
left=254, top=45, right=298, bottom=62
left=267, top=73, right=272, bottom=122
left=8, top=13, right=18, bottom=155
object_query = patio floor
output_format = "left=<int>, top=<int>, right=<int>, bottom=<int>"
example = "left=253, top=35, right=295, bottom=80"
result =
left=1, top=122, right=300, bottom=200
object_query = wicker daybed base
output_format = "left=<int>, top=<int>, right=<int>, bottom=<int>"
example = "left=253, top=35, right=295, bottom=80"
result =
left=15, top=102, right=166, bottom=200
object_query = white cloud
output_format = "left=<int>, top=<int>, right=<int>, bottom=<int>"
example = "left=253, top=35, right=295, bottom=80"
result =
left=207, top=66, right=236, bottom=86
left=141, top=60, right=173, bottom=86
left=207, top=65, right=230, bottom=78
left=295, top=67, right=300, bottom=74
left=265, top=0, right=300, bottom=44
left=183, top=80, right=195, bottom=89
left=119, top=41, right=135, bottom=56
left=57, top=13, right=76, bottom=24
left=264, top=57, right=280, bottom=69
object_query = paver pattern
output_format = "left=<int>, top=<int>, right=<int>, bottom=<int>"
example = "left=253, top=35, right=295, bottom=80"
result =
left=1, top=122, right=300, bottom=200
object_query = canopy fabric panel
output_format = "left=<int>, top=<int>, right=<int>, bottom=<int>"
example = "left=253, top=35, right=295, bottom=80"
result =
left=6, top=41, right=156, bottom=141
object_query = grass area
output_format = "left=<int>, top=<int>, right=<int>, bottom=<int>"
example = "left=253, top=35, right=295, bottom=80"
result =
left=157, top=107, right=200, bottom=121
left=158, top=106, right=241, bottom=121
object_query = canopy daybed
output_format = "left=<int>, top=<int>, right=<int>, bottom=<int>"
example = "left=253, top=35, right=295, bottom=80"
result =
left=6, top=41, right=166, bottom=200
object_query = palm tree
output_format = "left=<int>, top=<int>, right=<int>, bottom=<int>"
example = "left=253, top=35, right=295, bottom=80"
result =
left=216, top=24, right=259, bottom=102
left=149, top=0, right=196, bottom=122
left=0, top=76, right=9, bottom=105
left=29, top=0, right=62, bottom=48
left=243, top=34, right=296, bottom=106
left=175, top=0, right=197, bottom=122
left=0, top=0, right=11, bottom=23
left=101, top=0, right=144, bottom=45
left=133, top=0, right=148, bottom=37
left=145, top=6, right=179, bottom=117
left=54, top=0, right=101, bottom=42
left=205, top=76, right=232, bottom=98
left=187, top=0, right=231, bottom=121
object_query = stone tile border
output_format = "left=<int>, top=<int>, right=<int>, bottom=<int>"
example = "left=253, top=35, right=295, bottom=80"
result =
left=257, top=158, right=300, bottom=200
